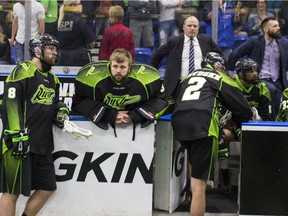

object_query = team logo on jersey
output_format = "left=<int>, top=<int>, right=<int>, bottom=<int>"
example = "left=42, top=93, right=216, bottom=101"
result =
left=104, top=93, right=141, bottom=109
left=31, top=84, right=55, bottom=105
left=136, top=66, right=146, bottom=75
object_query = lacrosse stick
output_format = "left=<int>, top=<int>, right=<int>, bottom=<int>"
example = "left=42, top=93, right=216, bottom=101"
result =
left=63, top=120, right=92, bottom=139
left=219, top=110, right=232, bottom=128
left=251, top=107, right=262, bottom=120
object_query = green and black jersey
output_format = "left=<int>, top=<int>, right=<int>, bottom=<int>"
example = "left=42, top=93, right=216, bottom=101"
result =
left=72, top=61, right=168, bottom=122
left=1, top=61, right=61, bottom=154
left=235, top=76, right=272, bottom=120
left=172, top=67, right=253, bottom=141
left=276, top=88, right=288, bottom=121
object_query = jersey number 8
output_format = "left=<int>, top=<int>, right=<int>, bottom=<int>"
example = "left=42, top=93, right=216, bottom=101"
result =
left=8, top=87, right=16, bottom=99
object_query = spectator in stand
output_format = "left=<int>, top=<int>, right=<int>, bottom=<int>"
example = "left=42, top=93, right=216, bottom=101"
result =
left=0, top=10, right=13, bottom=38
left=203, top=0, right=242, bottom=60
left=98, top=5, right=134, bottom=61
left=10, top=0, right=45, bottom=64
left=228, top=17, right=288, bottom=119
left=95, top=0, right=112, bottom=39
left=266, top=0, right=281, bottom=19
left=57, top=0, right=95, bottom=66
left=127, top=0, right=156, bottom=49
left=246, top=0, right=274, bottom=37
left=40, top=0, right=58, bottom=37
left=278, top=1, right=288, bottom=36
left=157, top=0, right=185, bottom=46
left=0, top=24, right=11, bottom=65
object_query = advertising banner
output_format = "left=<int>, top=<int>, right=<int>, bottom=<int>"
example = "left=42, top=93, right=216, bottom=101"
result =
left=1, top=119, right=154, bottom=216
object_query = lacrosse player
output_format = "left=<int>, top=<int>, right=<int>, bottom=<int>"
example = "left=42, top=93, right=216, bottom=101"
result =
left=72, top=48, right=168, bottom=139
left=276, top=88, right=288, bottom=121
left=0, top=33, right=69, bottom=216
left=234, top=58, right=272, bottom=120
left=219, top=58, right=272, bottom=193
left=171, top=52, right=252, bottom=216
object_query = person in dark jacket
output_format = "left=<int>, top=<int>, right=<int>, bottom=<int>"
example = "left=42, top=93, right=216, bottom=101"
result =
left=127, top=0, right=156, bottom=48
left=151, top=16, right=221, bottom=112
left=57, top=0, right=95, bottom=66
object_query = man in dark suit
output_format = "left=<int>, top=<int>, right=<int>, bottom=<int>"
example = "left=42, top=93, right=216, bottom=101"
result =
left=151, top=16, right=221, bottom=105
left=228, top=17, right=288, bottom=119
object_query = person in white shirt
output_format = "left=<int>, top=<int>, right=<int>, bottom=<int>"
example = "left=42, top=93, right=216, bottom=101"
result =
left=10, top=0, right=45, bottom=64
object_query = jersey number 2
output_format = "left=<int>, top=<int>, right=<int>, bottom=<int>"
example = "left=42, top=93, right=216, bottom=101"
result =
left=181, top=77, right=206, bottom=101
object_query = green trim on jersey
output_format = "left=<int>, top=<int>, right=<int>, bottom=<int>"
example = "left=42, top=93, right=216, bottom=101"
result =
left=76, top=61, right=111, bottom=87
left=276, top=88, right=288, bottom=121
left=235, top=76, right=271, bottom=100
left=76, top=61, right=161, bottom=100
left=208, top=80, right=222, bottom=139
left=130, top=63, right=160, bottom=85
left=220, top=72, right=242, bottom=90
left=129, top=63, right=160, bottom=99
left=6, top=61, right=38, bottom=82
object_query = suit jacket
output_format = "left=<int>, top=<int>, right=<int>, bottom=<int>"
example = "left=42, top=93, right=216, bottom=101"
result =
left=228, top=36, right=288, bottom=89
left=151, top=33, right=221, bottom=97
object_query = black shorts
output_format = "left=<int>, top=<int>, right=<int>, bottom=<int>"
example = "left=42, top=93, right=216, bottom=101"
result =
left=180, top=136, right=218, bottom=181
left=0, top=150, right=57, bottom=196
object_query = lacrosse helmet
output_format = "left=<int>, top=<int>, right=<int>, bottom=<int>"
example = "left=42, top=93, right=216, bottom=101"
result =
left=201, top=52, right=228, bottom=73
left=235, top=58, right=259, bottom=84
left=29, top=33, right=59, bottom=58
left=29, top=33, right=59, bottom=71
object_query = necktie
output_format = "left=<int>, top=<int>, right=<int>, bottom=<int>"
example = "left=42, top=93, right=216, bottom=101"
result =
left=269, top=41, right=277, bottom=81
left=189, top=38, right=195, bottom=73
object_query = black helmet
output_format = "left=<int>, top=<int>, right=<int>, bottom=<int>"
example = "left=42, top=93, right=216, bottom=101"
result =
left=29, top=33, right=59, bottom=57
left=235, top=58, right=259, bottom=84
left=235, top=58, right=258, bottom=75
left=201, top=52, right=228, bottom=72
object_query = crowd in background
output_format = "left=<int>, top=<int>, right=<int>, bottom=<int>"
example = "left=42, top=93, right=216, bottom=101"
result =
left=0, top=0, right=287, bottom=66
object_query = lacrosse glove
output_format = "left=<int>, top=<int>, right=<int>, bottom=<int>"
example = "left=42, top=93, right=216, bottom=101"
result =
left=54, top=107, right=70, bottom=129
left=129, top=107, right=155, bottom=128
left=4, top=129, right=30, bottom=159
left=91, top=105, right=117, bottom=130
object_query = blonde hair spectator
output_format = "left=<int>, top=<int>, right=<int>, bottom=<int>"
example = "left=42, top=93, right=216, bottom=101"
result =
left=109, top=5, right=124, bottom=21
left=58, top=0, right=81, bottom=28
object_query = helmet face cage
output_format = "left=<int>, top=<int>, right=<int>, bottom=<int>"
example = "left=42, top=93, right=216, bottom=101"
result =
left=29, top=33, right=59, bottom=57
left=236, top=58, right=259, bottom=75
left=201, top=52, right=228, bottom=71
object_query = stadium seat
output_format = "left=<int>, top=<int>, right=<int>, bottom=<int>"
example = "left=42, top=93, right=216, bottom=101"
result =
left=234, top=34, right=250, bottom=50
left=135, top=48, right=152, bottom=64
left=199, top=21, right=207, bottom=34
left=10, top=46, right=16, bottom=65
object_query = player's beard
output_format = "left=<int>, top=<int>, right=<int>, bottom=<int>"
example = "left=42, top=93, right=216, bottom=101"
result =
left=245, top=76, right=259, bottom=85
left=113, top=74, right=126, bottom=83
left=41, top=55, right=57, bottom=72
left=268, top=29, right=282, bottom=39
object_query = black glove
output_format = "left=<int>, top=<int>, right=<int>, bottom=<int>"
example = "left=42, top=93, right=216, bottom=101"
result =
left=90, top=105, right=117, bottom=130
left=54, top=107, right=70, bottom=129
left=4, top=129, right=30, bottom=159
left=129, top=107, right=155, bottom=128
